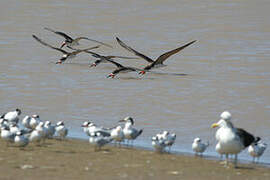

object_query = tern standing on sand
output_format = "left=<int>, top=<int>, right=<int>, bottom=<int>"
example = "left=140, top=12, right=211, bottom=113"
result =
left=14, top=131, right=29, bottom=148
left=55, top=121, right=68, bottom=139
left=119, top=116, right=143, bottom=146
left=110, top=125, right=124, bottom=145
left=192, top=138, right=209, bottom=156
left=1, top=109, right=21, bottom=124
left=248, top=139, right=267, bottom=163
left=89, top=132, right=113, bottom=151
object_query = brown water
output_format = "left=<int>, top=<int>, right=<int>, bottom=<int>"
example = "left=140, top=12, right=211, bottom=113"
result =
left=1, top=0, right=270, bottom=163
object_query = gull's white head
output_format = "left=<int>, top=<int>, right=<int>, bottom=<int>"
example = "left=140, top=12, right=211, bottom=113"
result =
left=220, top=111, right=231, bottom=121
left=212, top=118, right=234, bottom=129
left=212, top=111, right=232, bottom=128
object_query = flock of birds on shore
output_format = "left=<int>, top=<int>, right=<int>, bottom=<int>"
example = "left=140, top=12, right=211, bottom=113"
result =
left=1, top=28, right=268, bottom=168
left=32, top=27, right=196, bottom=78
left=0, top=108, right=267, bottom=168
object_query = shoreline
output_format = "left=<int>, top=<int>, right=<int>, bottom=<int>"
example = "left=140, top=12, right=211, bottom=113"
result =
left=0, top=138, right=269, bottom=180
left=69, top=135, right=270, bottom=168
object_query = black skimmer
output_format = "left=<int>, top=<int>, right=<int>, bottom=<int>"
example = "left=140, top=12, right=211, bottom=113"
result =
left=211, top=111, right=259, bottom=168
left=32, top=35, right=100, bottom=64
left=44, top=27, right=113, bottom=49
left=116, top=37, right=196, bottom=71
left=84, top=51, right=139, bottom=67
left=105, top=59, right=145, bottom=78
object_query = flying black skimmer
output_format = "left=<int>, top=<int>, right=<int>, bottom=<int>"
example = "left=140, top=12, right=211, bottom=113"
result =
left=84, top=51, right=139, bottom=67
left=116, top=37, right=196, bottom=71
left=32, top=35, right=100, bottom=64
left=211, top=111, right=259, bottom=168
left=44, top=27, right=113, bottom=49
left=105, top=59, right=145, bottom=78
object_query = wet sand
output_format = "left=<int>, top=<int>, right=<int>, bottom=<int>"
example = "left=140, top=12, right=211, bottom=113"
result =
left=0, top=138, right=269, bottom=180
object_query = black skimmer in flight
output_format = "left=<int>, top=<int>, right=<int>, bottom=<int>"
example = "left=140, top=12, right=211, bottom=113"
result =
left=105, top=59, right=145, bottom=78
left=44, top=27, right=113, bottom=49
left=116, top=37, right=196, bottom=71
left=32, top=35, right=100, bottom=64
left=85, top=51, right=139, bottom=67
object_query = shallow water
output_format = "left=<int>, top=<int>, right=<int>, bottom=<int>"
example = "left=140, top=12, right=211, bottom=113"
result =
left=1, top=0, right=270, bottom=163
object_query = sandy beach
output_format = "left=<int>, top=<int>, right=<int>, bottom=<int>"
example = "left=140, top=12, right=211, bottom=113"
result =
left=0, top=138, right=269, bottom=180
